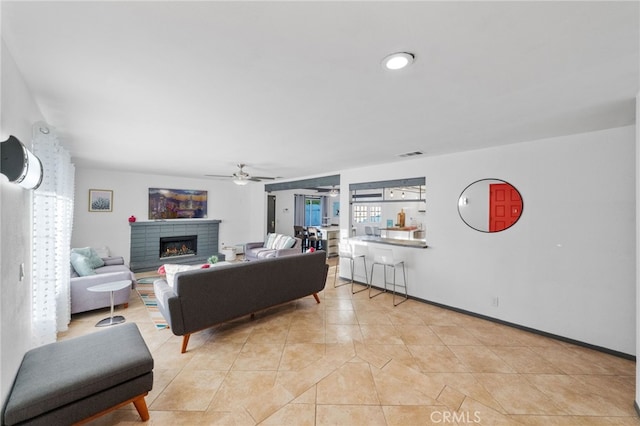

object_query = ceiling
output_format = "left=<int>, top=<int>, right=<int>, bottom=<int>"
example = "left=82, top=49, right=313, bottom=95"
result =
left=2, top=1, right=638, bottom=182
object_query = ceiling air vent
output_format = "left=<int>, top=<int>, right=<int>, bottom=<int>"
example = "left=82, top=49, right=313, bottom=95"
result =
left=397, top=150, right=424, bottom=158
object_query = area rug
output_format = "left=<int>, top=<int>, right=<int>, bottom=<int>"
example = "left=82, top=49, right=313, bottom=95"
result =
left=135, top=281, right=169, bottom=330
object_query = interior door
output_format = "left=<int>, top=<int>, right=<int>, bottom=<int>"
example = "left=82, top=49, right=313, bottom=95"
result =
left=489, top=183, right=522, bottom=232
left=267, top=195, right=276, bottom=234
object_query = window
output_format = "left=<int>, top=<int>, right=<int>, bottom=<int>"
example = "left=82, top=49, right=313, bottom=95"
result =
left=369, top=206, right=381, bottom=223
left=353, top=205, right=367, bottom=223
left=349, top=177, right=426, bottom=237
left=304, top=198, right=321, bottom=226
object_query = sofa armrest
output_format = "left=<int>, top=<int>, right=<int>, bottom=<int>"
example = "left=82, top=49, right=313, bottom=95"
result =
left=101, top=256, right=125, bottom=266
left=245, top=241, right=265, bottom=251
left=153, top=279, right=183, bottom=334
left=70, top=271, right=134, bottom=315
left=274, top=237, right=301, bottom=257
left=70, top=271, right=134, bottom=290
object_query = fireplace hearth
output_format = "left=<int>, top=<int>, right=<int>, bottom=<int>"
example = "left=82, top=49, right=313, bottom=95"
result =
left=160, top=235, right=197, bottom=258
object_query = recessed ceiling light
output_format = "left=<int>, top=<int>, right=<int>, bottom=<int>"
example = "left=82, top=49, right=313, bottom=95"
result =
left=382, top=52, right=415, bottom=70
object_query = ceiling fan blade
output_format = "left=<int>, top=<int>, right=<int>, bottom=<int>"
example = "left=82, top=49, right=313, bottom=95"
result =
left=206, top=165, right=278, bottom=182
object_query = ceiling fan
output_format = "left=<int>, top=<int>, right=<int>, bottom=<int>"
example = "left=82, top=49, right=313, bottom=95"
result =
left=206, top=164, right=278, bottom=186
left=315, top=185, right=339, bottom=197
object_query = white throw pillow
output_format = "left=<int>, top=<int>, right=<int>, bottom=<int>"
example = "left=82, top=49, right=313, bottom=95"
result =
left=275, top=235, right=295, bottom=249
left=164, top=264, right=205, bottom=287
left=93, top=246, right=110, bottom=258
left=265, top=233, right=278, bottom=249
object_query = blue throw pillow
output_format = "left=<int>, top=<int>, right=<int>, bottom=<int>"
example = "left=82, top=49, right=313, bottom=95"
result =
left=70, top=252, right=96, bottom=276
left=71, top=247, right=105, bottom=268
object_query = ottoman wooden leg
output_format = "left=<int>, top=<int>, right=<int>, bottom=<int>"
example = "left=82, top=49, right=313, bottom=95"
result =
left=133, top=394, right=150, bottom=421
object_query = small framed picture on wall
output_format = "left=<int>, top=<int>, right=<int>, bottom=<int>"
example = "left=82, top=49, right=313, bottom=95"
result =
left=89, top=189, right=113, bottom=212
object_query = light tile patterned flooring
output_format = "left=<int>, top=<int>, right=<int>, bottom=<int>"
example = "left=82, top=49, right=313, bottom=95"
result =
left=61, top=260, right=639, bottom=425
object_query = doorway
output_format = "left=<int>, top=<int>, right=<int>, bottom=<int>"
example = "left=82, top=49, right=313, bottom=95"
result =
left=267, top=195, right=276, bottom=233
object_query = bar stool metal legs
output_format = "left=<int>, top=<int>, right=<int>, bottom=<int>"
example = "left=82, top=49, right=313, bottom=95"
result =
left=368, top=248, right=408, bottom=306
left=334, top=242, right=368, bottom=294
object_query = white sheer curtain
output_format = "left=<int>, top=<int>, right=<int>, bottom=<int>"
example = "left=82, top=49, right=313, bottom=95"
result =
left=31, top=122, right=75, bottom=345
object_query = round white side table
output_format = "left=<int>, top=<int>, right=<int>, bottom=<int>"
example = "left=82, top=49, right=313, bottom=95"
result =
left=87, top=280, right=132, bottom=327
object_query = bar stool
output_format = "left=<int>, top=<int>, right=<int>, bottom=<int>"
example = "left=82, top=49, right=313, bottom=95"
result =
left=333, top=241, right=368, bottom=293
left=368, top=248, right=408, bottom=306
left=307, top=227, right=322, bottom=250
left=294, top=225, right=308, bottom=251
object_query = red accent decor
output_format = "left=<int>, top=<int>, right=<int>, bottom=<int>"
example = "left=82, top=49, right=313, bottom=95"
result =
left=489, top=183, right=522, bottom=232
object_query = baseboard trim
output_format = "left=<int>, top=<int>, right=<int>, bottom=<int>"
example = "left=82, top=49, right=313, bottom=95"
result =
left=361, top=282, right=635, bottom=361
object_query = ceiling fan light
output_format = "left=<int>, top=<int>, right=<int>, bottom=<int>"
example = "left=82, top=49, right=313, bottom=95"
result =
left=328, top=186, right=339, bottom=197
left=233, top=177, right=249, bottom=186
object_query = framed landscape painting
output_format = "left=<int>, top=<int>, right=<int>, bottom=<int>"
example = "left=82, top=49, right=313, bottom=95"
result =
left=148, top=188, right=208, bottom=220
left=89, top=189, right=113, bottom=212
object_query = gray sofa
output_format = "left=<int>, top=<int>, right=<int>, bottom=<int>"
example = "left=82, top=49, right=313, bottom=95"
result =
left=153, top=251, right=328, bottom=353
left=71, top=256, right=136, bottom=314
left=244, top=235, right=302, bottom=261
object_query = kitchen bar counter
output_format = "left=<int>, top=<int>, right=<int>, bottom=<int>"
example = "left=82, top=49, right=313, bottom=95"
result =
left=351, top=235, right=428, bottom=248
left=380, top=227, right=425, bottom=241
left=318, top=226, right=340, bottom=256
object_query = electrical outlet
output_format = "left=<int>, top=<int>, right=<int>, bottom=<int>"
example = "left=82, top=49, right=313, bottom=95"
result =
left=492, top=297, right=499, bottom=307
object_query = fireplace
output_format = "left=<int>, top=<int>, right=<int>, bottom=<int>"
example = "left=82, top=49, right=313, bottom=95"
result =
left=130, top=219, right=221, bottom=272
left=159, top=235, right=197, bottom=259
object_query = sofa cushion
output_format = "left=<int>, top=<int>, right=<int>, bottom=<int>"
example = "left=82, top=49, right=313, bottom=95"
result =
left=255, top=249, right=276, bottom=259
left=70, top=252, right=96, bottom=277
left=264, top=234, right=296, bottom=250
left=275, top=235, right=295, bottom=249
left=71, top=247, right=105, bottom=268
left=265, top=233, right=278, bottom=249
left=101, top=256, right=124, bottom=266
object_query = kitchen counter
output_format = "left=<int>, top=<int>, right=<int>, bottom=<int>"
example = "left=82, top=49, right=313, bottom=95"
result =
left=351, top=235, right=428, bottom=249
left=380, top=227, right=426, bottom=241
left=318, top=226, right=340, bottom=256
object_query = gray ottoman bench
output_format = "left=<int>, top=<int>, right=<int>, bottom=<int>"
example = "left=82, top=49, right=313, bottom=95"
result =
left=2, top=323, right=153, bottom=425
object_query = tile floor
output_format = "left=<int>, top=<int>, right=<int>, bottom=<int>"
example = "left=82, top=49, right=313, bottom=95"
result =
left=61, top=260, right=639, bottom=425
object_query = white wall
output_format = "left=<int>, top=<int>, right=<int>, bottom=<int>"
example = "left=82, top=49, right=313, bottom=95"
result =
left=272, top=189, right=298, bottom=236
left=335, top=126, right=635, bottom=355
left=0, top=40, right=46, bottom=403
left=72, top=168, right=265, bottom=261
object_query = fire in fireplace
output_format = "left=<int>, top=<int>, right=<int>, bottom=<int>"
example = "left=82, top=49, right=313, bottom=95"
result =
left=160, top=235, right=197, bottom=258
